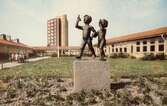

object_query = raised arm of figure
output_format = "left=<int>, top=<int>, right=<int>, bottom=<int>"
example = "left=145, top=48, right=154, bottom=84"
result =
left=75, top=15, right=83, bottom=30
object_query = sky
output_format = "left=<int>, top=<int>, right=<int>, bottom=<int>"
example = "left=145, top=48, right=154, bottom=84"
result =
left=0, top=0, right=167, bottom=46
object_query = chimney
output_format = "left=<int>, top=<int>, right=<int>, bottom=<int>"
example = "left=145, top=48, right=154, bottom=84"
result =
left=2, top=34, right=7, bottom=40
left=16, top=38, right=19, bottom=43
left=12, top=38, right=20, bottom=43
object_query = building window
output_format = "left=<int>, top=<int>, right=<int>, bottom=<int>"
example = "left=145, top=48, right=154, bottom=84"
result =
left=159, top=45, right=164, bottom=51
left=120, top=48, right=122, bottom=53
left=124, top=48, right=127, bottom=52
left=143, top=41, right=147, bottom=44
left=143, top=46, right=147, bottom=52
left=150, top=45, right=155, bottom=51
left=137, top=47, right=140, bottom=52
left=112, top=45, right=114, bottom=47
left=150, top=40, right=155, bottom=44
left=116, top=48, right=118, bottom=52
left=112, top=49, right=114, bottom=52
left=136, top=41, right=140, bottom=45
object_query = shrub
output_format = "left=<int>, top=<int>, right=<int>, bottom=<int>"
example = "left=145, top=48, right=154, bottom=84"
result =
left=110, top=53, right=118, bottom=58
left=118, top=53, right=129, bottom=58
left=142, top=53, right=156, bottom=60
left=51, top=53, right=57, bottom=57
left=110, top=53, right=129, bottom=58
left=142, top=53, right=155, bottom=60
left=130, top=56, right=136, bottom=59
left=156, top=53, right=166, bottom=60
left=142, top=53, right=166, bottom=60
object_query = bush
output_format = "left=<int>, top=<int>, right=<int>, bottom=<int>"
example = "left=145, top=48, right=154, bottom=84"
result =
left=130, top=56, right=136, bottom=59
left=110, top=53, right=118, bottom=58
left=141, top=53, right=166, bottom=60
left=118, top=53, right=129, bottom=58
left=156, top=53, right=166, bottom=60
left=142, top=53, right=156, bottom=60
left=110, top=53, right=129, bottom=58
left=51, top=53, right=57, bottom=57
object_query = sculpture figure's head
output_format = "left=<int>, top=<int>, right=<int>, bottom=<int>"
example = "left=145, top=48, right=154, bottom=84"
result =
left=84, top=15, right=92, bottom=24
left=99, top=19, right=108, bottom=29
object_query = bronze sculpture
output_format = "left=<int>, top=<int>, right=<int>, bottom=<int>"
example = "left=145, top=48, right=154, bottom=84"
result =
left=93, top=19, right=108, bottom=61
left=75, top=15, right=96, bottom=59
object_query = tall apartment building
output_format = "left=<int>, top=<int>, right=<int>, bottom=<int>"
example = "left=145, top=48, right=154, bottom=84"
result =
left=47, top=15, right=68, bottom=47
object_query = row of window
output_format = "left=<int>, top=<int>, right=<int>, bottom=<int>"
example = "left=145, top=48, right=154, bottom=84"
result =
left=136, top=45, right=164, bottom=52
left=48, top=36, right=56, bottom=38
left=111, top=39, right=164, bottom=48
left=110, top=44, right=164, bottom=53
left=48, top=29, right=58, bottom=31
left=48, top=30, right=58, bottom=33
left=112, top=47, right=127, bottom=53
left=48, top=23, right=53, bottom=26
left=48, top=27, right=58, bottom=30
left=136, top=39, right=164, bottom=45
left=48, top=35, right=56, bottom=37
left=48, top=29, right=55, bottom=31
left=48, top=19, right=58, bottom=24
left=48, top=33, right=57, bottom=35
left=48, top=36, right=56, bottom=39
left=48, top=23, right=57, bottom=26
left=48, top=24, right=55, bottom=27
left=48, top=38, right=56, bottom=41
left=48, top=42, right=56, bottom=44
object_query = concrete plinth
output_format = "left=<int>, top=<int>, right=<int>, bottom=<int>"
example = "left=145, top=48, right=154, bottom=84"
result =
left=73, top=59, right=111, bottom=92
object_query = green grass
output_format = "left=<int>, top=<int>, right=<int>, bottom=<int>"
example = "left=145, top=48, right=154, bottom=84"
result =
left=109, top=58, right=167, bottom=78
left=0, top=57, right=75, bottom=79
left=0, top=57, right=167, bottom=79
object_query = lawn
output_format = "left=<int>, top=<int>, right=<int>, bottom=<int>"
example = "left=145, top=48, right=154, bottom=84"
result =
left=109, top=58, right=167, bottom=78
left=0, top=57, right=167, bottom=79
left=0, top=57, right=75, bottom=79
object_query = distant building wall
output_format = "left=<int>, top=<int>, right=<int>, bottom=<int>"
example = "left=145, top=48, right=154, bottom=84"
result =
left=94, top=31, right=167, bottom=58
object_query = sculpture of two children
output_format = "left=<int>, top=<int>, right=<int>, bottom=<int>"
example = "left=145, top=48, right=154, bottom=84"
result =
left=75, top=15, right=108, bottom=61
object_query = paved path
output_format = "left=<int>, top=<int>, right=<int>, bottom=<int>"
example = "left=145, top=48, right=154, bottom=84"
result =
left=26, top=56, right=50, bottom=62
left=0, top=56, right=50, bottom=70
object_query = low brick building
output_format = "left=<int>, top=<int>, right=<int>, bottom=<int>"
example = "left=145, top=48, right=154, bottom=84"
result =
left=0, top=35, right=33, bottom=61
left=94, top=27, right=167, bottom=58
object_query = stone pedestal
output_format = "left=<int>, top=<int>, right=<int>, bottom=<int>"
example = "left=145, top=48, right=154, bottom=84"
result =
left=73, top=59, right=111, bottom=92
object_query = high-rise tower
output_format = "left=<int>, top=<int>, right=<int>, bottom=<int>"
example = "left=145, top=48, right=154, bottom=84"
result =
left=47, top=15, right=68, bottom=47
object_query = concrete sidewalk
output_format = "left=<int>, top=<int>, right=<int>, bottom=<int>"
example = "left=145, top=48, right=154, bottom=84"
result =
left=0, top=56, right=50, bottom=70
left=26, top=56, right=50, bottom=62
